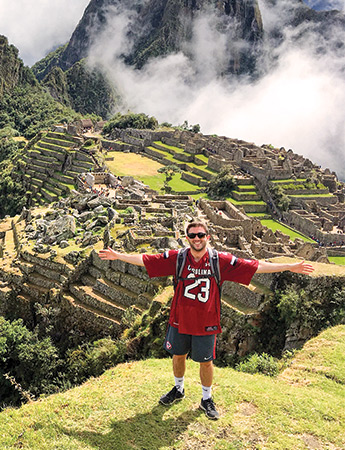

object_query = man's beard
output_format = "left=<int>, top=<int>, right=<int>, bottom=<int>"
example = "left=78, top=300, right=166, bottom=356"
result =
left=189, top=240, right=207, bottom=253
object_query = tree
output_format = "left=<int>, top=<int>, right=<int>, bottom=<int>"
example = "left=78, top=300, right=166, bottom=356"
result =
left=178, top=120, right=201, bottom=133
left=103, top=112, right=158, bottom=134
left=206, top=165, right=236, bottom=198
left=157, top=164, right=181, bottom=194
left=0, top=317, right=61, bottom=407
left=269, top=184, right=291, bottom=212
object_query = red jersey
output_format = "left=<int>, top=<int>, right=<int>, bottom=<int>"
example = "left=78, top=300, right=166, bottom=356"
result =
left=143, top=248, right=258, bottom=336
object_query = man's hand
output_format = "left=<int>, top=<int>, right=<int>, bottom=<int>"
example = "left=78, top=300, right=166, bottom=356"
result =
left=256, top=259, right=314, bottom=274
left=288, top=260, right=314, bottom=274
left=98, top=247, right=144, bottom=266
left=98, top=247, right=120, bottom=260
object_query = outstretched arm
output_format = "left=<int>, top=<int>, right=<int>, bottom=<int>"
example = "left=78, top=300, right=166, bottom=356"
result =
left=256, top=259, right=314, bottom=275
left=98, top=247, right=144, bottom=266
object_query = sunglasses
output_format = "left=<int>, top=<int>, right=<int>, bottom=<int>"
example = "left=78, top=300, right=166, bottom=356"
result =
left=187, top=232, right=207, bottom=239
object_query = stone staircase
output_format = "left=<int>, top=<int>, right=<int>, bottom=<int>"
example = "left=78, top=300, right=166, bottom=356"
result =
left=229, top=177, right=267, bottom=216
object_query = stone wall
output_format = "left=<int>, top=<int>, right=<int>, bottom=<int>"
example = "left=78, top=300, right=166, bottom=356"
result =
left=200, top=199, right=253, bottom=242
left=289, top=195, right=338, bottom=208
left=207, top=155, right=228, bottom=172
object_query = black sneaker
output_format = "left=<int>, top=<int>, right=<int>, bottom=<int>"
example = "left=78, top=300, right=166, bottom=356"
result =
left=199, top=397, right=220, bottom=420
left=159, top=386, right=185, bottom=406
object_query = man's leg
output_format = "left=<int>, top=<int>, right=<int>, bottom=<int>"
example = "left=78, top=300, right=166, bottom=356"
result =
left=200, top=360, right=213, bottom=388
left=199, top=361, right=219, bottom=419
left=200, top=360, right=213, bottom=402
left=159, top=354, right=187, bottom=405
left=160, top=326, right=190, bottom=406
left=173, top=353, right=187, bottom=378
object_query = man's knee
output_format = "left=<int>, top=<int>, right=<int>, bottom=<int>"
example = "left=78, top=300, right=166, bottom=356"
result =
left=173, top=354, right=188, bottom=360
left=200, top=360, right=213, bottom=368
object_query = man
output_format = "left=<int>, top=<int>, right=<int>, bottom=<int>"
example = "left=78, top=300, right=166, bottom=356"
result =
left=98, top=221, right=314, bottom=420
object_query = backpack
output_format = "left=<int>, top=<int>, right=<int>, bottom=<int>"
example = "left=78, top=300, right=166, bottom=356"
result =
left=173, top=247, right=222, bottom=295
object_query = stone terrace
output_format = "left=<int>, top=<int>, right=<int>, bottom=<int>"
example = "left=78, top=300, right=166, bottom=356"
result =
left=22, top=131, right=97, bottom=206
left=102, top=127, right=344, bottom=249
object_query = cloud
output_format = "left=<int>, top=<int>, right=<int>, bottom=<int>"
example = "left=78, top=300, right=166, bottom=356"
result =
left=0, top=0, right=89, bottom=66
left=89, top=1, right=345, bottom=181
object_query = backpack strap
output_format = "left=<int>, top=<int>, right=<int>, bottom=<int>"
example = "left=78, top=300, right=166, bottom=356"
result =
left=174, top=247, right=189, bottom=290
left=207, top=248, right=220, bottom=286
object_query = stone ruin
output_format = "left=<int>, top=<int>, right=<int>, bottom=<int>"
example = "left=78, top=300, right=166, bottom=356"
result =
left=0, top=123, right=344, bottom=358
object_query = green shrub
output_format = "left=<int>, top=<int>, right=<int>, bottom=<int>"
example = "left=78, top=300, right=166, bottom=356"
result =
left=269, top=184, right=291, bottom=211
left=0, top=147, right=26, bottom=218
left=275, top=281, right=345, bottom=332
left=103, top=112, right=158, bottom=133
left=277, top=286, right=303, bottom=324
left=0, top=317, right=61, bottom=407
left=236, top=353, right=279, bottom=376
left=207, top=165, right=236, bottom=198
left=66, top=338, right=127, bottom=384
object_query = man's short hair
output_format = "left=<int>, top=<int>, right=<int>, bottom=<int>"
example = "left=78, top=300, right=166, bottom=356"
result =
left=186, top=221, right=209, bottom=235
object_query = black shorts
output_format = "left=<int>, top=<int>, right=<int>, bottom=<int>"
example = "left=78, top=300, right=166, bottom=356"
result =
left=164, top=325, right=216, bottom=363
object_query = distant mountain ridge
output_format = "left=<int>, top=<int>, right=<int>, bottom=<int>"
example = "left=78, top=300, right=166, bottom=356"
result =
left=42, top=0, right=264, bottom=75
left=29, top=0, right=345, bottom=119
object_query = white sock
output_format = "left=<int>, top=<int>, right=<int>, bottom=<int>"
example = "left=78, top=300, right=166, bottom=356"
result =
left=174, top=376, right=184, bottom=393
left=202, top=385, right=212, bottom=400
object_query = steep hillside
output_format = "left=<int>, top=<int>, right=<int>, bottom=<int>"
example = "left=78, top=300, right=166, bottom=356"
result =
left=0, top=326, right=344, bottom=449
left=32, top=0, right=265, bottom=116
left=0, top=36, right=36, bottom=96
left=0, top=36, right=80, bottom=138
left=38, top=0, right=263, bottom=75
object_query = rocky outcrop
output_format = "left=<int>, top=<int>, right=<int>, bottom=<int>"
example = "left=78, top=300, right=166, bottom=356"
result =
left=55, top=0, right=263, bottom=74
left=0, top=35, right=36, bottom=96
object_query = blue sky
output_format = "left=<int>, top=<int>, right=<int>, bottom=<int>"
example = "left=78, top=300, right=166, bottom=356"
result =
left=304, top=0, right=344, bottom=10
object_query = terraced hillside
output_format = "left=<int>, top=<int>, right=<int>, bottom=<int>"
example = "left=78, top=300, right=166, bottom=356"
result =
left=107, top=135, right=269, bottom=215
left=22, top=131, right=97, bottom=206
left=144, top=140, right=214, bottom=192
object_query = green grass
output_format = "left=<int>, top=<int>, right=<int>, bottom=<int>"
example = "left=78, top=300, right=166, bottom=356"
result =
left=105, top=151, right=203, bottom=193
left=329, top=256, right=345, bottom=266
left=261, top=219, right=315, bottom=242
left=170, top=174, right=201, bottom=192
left=247, top=213, right=271, bottom=218
left=236, top=184, right=256, bottom=190
left=150, top=144, right=215, bottom=177
left=141, top=173, right=201, bottom=193
left=232, top=191, right=258, bottom=196
left=44, top=136, right=74, bottom=148
left=190, top=192, right=209, bottom=200
left=288, top=194, right=334, bottom=198
left=153, top=141, right=185, bottom=153
left=194, top=154, right=209, bottom=164
left=0, top=326, right=344, bottom=449
left=271, top=179, right=307, bottom=183
left=227, top=197, right=266, bottom=206
left=185, top=162, right=217, bottom=175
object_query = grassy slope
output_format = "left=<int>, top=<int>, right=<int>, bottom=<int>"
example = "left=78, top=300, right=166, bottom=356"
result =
left=105, top=151, right=199, bottom=192
left=0, top=326, right=344, bottom=450
left=260, top=219, right=315, bottom=243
